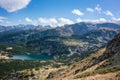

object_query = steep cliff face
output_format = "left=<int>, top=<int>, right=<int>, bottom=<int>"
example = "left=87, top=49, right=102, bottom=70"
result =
left=105, top=33, right=120, bottom=57
left=96, top=33, right=120, bottom=68
left=95, top=33, right=120, bottom=64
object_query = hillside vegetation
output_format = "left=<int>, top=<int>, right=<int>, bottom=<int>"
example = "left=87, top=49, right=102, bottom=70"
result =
left=46, top=33, right=120, bottom=80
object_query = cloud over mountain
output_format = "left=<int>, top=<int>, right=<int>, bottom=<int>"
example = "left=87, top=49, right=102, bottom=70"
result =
left=38, top=18, right=58, bottom=27
left=38, top=17, right=74, bottom=27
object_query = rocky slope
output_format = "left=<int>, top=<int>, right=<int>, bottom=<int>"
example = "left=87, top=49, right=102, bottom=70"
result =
left=46, top=33, right=120, bottom=80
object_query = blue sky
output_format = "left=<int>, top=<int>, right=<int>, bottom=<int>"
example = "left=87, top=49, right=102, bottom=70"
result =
left=0, top=0, right=120, bottom=26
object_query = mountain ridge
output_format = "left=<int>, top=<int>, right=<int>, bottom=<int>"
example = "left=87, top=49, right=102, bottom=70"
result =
left=0, top=22, right=119, bottom=62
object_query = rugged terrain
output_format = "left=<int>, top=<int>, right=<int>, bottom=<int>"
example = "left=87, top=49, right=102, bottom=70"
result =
left=0, top=22, right=120, bottom=80
left=46, top=33, right=120, bottom=80
left=2, top=31, right=119, bottom=80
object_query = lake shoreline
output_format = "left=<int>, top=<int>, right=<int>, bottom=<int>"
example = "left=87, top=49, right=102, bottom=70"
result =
left=10, top=54, right=52, bottom=60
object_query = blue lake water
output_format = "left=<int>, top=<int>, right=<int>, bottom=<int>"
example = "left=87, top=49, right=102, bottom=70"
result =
left=11, top=54, right=52, bottom=60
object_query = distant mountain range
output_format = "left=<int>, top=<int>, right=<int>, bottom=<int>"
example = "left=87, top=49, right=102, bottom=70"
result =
left=0, top=22, right=120, bottom=34
left=0, top=24, right=51, bottom=33
left=1, top=22, right=119, bottom=41
left=0, top=22, right=120, bottom=61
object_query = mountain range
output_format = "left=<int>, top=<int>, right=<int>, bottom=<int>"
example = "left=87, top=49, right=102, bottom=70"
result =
left=0, top=22, right=120, bottom=80
left=0, top=22, right=120, bottom=61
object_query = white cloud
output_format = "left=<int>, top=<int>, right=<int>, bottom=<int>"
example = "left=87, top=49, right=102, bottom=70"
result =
left=95, top=4, right=102, bottom=13
left=38, top=18, right=58, bottom=27
left=112, top=17, right=120, bottom=24
left=0, top=16, right=12, bottom=26
left=86, top=5, right=102, bottom=13
left=0, top=16, right=7, bottom=22
left=25, top=17, right=37, bottom=25
left=72, top=9, right=84, bottom=16
left=76, top=18, right=107, bottom=23
left=94, top=18, right=107, bottom=23
left=87, top=18, right=107, bottom=23
left=58, top=18, right=74, bottom=26
left=112, top=17, right=120, bottom=21
left=38, top=17, right=74, bottom=27
left=86, top=8, right=94, bottom=12
left=25, top=17, right=32, bottom=23
left=0, top=0, right=31, bottom=12
left=76, top=18, right=82, bottom=22
left=104, top=10, right=114, bottom=17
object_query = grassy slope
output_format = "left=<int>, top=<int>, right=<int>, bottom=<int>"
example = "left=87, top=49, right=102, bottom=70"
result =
left=46, top=48, right=106, bottom=79
left=75, top=65, right=120, bottom=78
left=46, top=48, right=120, bottom=80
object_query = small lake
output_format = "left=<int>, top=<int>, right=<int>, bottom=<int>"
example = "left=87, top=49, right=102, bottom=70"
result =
left=10, top=54, right=52, bottom=60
